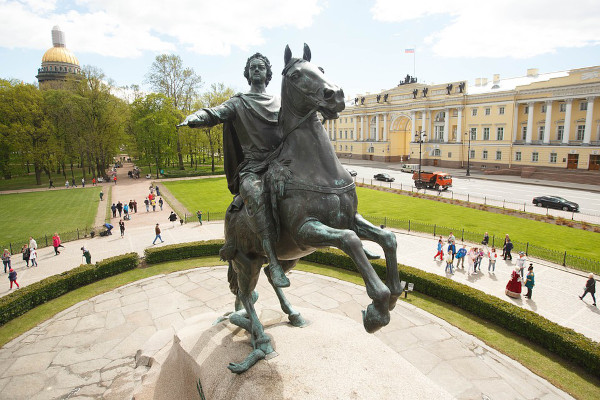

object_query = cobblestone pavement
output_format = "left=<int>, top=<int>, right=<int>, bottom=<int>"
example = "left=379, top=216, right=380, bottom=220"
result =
left=0, top=267, right=573, bottom=400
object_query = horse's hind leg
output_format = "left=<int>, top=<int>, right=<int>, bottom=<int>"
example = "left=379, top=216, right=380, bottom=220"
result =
left=297, top=220, right=391, bottom=333
left=353, top=213, right=402, bottom=311
left=264, top=260, right=307, bottom=327
left=228, top=257, right=273, bottom=374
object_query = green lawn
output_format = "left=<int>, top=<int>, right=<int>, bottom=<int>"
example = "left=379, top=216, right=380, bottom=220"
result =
left=0, top=188, right=100, bottom=248
left=164, top=177, right=600, bottom=261
left=0, top=168, right=93, bottom=191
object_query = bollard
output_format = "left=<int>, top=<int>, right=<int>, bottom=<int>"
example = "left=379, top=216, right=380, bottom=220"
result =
left=562, top=251, right=567, bottom=267
left=467, top=193, right=470, bottom=203
left=9, top=243, right=12, bottom=254
left=503, top=199, right=505, bottom=209
left=77, top=228, right=79, bottom=240
left=492, top=235, right=495, bottom=247
left=45, top=235, right=48, bottom=247
left=523, top=202, right=526, bottom=212
left=207, top=211, right=210, bottom=221
left=526, top=242, right=529, bottom=256
left=400, top=183, right=402, bottom=191
left=408, top=220, right=411, bottom=232
left=484, top=196, right=486, bottom=205
left=461, top=229, right=464, bottom=241
left=433, top=224, right=436, bottom=237
left=384, top=216, right=387, bottom=227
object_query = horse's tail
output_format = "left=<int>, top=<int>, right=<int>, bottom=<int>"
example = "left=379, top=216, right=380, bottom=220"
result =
left=227, top=260, right=238, bottom=296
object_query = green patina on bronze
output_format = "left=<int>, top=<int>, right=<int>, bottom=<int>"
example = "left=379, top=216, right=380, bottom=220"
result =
left=179, top=44, right=400, bottom=373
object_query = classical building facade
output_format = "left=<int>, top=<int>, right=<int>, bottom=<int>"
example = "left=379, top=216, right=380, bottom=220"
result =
left=328, top=66, right=600, bottom=171
left=36, top=26, right=82, bottom=88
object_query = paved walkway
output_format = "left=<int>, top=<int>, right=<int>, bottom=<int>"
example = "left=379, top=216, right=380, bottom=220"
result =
left=0, top=267, right=573, bottom=399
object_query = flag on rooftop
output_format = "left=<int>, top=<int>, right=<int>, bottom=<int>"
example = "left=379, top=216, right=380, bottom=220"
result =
left=405, top=48, right=415, bottom=54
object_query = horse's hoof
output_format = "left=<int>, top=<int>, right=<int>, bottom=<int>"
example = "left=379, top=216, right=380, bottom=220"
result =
left=288, top=312, right=307, bottom=327
left=227, top=349, right=266, bottom=374
left=362, top=304, right=390, bottom=334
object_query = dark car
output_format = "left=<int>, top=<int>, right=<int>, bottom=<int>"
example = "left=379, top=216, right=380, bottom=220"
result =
left=373, top=173, right=395, bottom=182
left=346, top=168, right=357, bottom=177
left=532, top=196, right=579, bottom=212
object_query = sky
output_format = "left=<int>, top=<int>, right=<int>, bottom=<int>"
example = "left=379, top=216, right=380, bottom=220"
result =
left=1, top=0, right=599, bottom=100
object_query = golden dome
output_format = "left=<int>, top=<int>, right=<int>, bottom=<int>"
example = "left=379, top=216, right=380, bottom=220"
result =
left=42, top=46, right=80, bottom=66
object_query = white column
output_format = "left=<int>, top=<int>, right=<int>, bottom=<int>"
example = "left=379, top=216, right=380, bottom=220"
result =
left=512, top=103, right=519, bottom=143
left=443, top=108, right=450, bottom=142
left=543, top=100, right=552, bottom=144
left=383, top=113, right=388, bottom=142
left=326, top=120, right=330, bottom=139
left=456, top=107, right=462, bottom=143
left=332, top=118, right=337, bottom=140
left=411, top=112, right=416, bottom=141
left=361, top=115, right=366, bottom=141
left=525, top=102, right=534, bottom=144
left=584, top=97, right=595, bottom=144
left=375, top=114, right=380, bottom=141
left=563, top=99, right=572, bottom=144
left=353, top=116, right=357, bottom=141
left=426, top=110, right=431, bottom=141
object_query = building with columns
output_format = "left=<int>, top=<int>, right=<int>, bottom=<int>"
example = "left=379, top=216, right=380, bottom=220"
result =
left=328, top=66, right=600, bottom=171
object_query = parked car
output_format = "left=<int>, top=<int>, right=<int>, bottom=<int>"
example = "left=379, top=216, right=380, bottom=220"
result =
left=532, top=196, right=579, bottom=212
left=400, top=163, right=420, bottom=173
left=373, top=173, right=395, bottom=182
left=346, top=168, right=357, bottom=177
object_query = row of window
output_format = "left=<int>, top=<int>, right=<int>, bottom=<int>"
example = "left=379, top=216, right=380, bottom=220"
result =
left=521, top=124, right=586, bottom=141
left=523, top=101, right=588, bottom=114
left=330, top=130, right=355, bottom=140
left=41, top=65, right=80, bottom=73
left=461, top=149, right=560, bottom=163
left=472, top=106, right=505, bottom=116
left=469, top=127, right=504, bottom=140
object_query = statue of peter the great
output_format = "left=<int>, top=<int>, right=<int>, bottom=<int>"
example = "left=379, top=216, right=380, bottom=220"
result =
left=178, top=53, right=289, bottom=288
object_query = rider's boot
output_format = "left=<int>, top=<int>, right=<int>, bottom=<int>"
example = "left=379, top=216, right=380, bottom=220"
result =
left=252, top=207, right=290, bottom=288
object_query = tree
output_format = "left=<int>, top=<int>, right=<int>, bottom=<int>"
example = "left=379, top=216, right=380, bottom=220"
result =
left=145, top=54, right=202, bottom=170
left=191, top=83, right=235, bottom=172
left=131, top=94, right=179, bottom=178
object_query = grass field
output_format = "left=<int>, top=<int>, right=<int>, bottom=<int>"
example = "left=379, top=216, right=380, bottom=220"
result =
left=0, top=187, right=100, bottom=248
left=0, top=167, right=93, bottom=191
left=164, top=177, right=600, bottom=260
left=0, top=258, right=597, bottom=399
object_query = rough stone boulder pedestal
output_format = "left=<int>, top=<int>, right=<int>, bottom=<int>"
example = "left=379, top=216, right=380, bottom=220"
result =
left=132, top=307, right=454, bottom=400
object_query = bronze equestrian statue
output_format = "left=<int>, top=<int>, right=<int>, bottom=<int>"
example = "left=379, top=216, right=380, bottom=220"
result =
left=179, top=44, right=401, bottom=373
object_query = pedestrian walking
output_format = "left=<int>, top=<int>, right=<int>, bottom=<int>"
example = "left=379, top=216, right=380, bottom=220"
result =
left=81, top=177, right=85, bottom=187
left=65, top=180, right=69, bottom=189
left=473, top=247, right=483, bottom=272
left=29, top=236, right=37, bottom=250
left=8, top=268, right=19, bottom=289
left=119, top=219, right=125, bottom=237
left=123, top=203, right=129, bottom=218
left=21, top=245, right=30, bottom=267
left=92, top=177, right=96, bottom=186
left=448, top=232, right=455, bottom=244
left=579, top=273, right=596, bottom=306
left=144, top=198, right=150, bottom=212
left=128, top=200, right=134, bottom=214
left=524, top=264, right=535, bottom=299
left=501, top=234, right=510, bottom=258
left=81, top=246, right=92, bottom=264
left=488, top=247, right=498, bottom=272
left=29, top=247, right=38, bottom=267
left=52, top=233, right=64, bottom=255
left=503, top=239, right=513, bottom=261
left=448, top=240, right=456, bottom=262
left=158, top=197, right=163, bottom=211
left=2, top=249, right=11, bottom=273
left=196, top=210, right=203, bottom=225
left=467, top=247, right=477, bottom=274
left=151, top=198, right=156, bottom=212
left=99, top=190, right=104, bottom=201
left=168, top=211, right=178, bottom=227
left=49, top=179, right=55, bottom=188
left=434, top=238, right=444, bottom=261
left=113, top=175, right=117, bottom=185
left=455, top=245, right=466, bottom=269
left=133, top=199, right=138, bottom=213
left=71, top=178, right=77, bottom=187
left=116, top=201, right=123, bottom=217
left=111, top=203, right=117, bottom=218
left=445, top=250, right=454, bottom=274
left=149, top=185, right=155, bottom=194
left=152, top=223, right=164, bottom=245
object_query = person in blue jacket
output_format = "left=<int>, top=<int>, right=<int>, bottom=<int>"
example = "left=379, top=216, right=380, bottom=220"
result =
left=103, top=223, right=114, bottom=235
left=455, top=245, right=467, bottom=269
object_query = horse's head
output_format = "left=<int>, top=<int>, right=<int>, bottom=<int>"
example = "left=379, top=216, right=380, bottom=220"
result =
left=281, top=43, right=345, bottom=120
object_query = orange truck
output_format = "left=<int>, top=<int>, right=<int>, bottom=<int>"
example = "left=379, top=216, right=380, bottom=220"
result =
left=412, top=171, right=453, bottom=190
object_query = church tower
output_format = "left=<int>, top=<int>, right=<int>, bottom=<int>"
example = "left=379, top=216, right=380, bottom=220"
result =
left=36, top=26, right=82, bottom=88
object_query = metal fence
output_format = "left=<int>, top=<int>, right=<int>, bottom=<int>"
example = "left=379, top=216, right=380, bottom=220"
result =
left=360, top=215, right=600, bottom=274
left=359, top=178, right=600, bottom=225
left=2, top=226, right=98, bottom=255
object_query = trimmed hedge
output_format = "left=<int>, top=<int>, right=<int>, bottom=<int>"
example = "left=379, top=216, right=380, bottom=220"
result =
left=144, top=240, right=225, bottom=265
left=303, top=248, right=600, bottom=378
left=0, top=253, right=139, bottom=326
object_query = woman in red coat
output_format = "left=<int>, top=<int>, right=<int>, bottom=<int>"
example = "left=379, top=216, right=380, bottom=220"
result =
left=52, top=233, right=64, bottom=255
left=505, top=267, right=522, bottom=298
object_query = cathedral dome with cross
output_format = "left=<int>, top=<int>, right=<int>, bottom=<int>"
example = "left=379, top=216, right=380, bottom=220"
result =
left=36, top=26, right=82, bottom=87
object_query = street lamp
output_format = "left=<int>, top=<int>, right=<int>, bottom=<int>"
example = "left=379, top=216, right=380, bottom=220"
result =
left=464, top=131, right=471, bottom=177
left=415, top=131, right=427, bottom=184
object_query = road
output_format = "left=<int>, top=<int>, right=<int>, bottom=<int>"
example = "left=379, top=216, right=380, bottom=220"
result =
left=342, top=163, right=600, bottom=224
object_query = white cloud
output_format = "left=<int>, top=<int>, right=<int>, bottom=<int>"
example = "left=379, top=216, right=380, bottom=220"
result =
left=372, top=0, right=600, bottom=58
left=0, top=0, right=322, bottom=57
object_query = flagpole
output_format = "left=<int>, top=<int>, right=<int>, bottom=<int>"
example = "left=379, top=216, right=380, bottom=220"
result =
left=413, top=46, right=416, bottom=78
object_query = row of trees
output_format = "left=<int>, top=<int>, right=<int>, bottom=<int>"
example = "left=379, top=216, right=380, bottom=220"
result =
left=0, top=54, right=236, bottom=184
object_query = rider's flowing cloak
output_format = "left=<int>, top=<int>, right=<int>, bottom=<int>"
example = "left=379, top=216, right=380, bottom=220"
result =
left=202, top=93, right=280, bottom=195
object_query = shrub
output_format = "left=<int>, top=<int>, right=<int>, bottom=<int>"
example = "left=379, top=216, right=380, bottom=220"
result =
left=0, top=253, right=138, bottom=326
left=144, top=240, right=224, bottom=264
left=302, top=247, right=600, bottom=378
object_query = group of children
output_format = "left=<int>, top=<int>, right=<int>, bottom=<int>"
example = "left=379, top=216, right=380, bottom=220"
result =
left=434, top=233, right=500, bottom=275
left=144, top=185, right=163, bottom=213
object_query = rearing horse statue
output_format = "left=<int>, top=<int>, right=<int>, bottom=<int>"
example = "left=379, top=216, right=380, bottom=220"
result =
left=221, top=44, right=402, bottom=373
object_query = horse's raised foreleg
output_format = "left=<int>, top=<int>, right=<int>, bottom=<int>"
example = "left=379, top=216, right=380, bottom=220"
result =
left=264, top=259, right=307, bottom=327
left=227, top=257, right=273, bottom=374
left=353, top=213, right=402, bottom=310
left=297, top=220, right=391, bottom=333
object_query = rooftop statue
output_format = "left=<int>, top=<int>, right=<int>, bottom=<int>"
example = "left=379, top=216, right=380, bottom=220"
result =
left=179, top=44, right=400, bottom=374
